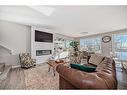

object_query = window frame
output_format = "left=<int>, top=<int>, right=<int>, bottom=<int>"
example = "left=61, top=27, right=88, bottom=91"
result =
left=80, top=36, right=102, bottom=53
left=112, top=32, right=127, bottom=61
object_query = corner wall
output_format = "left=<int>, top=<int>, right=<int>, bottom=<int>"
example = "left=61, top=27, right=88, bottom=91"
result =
left=101, top=33, right=112, bottom=57
left=0, top=20, right=31, bottom=65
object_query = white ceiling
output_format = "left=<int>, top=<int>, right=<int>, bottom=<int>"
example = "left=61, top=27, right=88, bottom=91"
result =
left=0, top=6, right=127, bottom=37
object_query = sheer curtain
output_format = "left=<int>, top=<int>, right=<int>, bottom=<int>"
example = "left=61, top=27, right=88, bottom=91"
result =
left=112, top=33, right=127, bottom=61
left=80, top=37, right=101, bottom=53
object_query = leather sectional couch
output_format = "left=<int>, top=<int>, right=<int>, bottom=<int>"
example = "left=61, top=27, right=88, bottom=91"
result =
left=56, top=55, right=117, bottom=89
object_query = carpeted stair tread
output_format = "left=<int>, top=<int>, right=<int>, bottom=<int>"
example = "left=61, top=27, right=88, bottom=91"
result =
left=0, top=63, right=5, bottom=74
left=0, top=65, right=12, bottom=80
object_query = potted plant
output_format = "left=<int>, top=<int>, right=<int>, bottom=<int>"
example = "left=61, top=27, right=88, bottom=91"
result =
left=70, top=41, right=79, bottom=56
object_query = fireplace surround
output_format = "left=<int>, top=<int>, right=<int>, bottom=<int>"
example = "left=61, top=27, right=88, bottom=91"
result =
left=36, top=50, right=52, bottom=56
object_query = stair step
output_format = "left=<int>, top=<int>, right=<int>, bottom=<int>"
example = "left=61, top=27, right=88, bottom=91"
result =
left=0, top=63, right=5, bottom=73
left=0, top=65, right=12, bottom=80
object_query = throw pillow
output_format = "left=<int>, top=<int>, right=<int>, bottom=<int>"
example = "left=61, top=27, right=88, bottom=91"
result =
left=70, top=63, right=96, bottom=72
left=89, top=54, right=104, bottom=66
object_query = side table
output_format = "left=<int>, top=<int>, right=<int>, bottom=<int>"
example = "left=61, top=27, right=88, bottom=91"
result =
left=47, top=60, right=64, bottom=76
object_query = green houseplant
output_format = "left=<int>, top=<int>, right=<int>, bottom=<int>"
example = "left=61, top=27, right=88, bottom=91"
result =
left=70, top=41, right=79, bottom=56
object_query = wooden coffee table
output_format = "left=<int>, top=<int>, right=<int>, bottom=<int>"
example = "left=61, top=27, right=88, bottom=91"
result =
left=47, top=60, right=64, bottom=76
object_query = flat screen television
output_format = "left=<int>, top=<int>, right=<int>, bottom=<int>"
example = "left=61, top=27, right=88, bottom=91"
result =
left=35, top=30, right=53, bottom=43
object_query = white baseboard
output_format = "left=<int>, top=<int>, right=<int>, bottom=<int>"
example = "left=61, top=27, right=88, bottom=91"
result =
left=12, top=65, right=21, bottom=69
left=11, top=62, right=47, bottom=69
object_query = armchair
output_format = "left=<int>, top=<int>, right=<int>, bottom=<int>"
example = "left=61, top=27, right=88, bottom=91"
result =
left=19, top=53, right=36, bottom=69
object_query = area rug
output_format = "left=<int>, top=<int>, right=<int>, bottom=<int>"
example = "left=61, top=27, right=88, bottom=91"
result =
left=24, top=64, right=59, bottom=90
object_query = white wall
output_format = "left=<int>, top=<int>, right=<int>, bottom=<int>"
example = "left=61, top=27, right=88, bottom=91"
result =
left=100, top=29, right=127, bottom=57
left=31, top=25, right=54, bottom=64
left=0, top=46, right=11, bottom=56
left=76, top=32, right=113, bottom=57
left=54, top=33, right=75, bottom=41
left=0, top=20, right=31, bottom=65
left=31, top=26, right=75, bottom=64
left=0, top=21, right=75, bottom=65
left=101, top=33, right=112, bottom=57
left=77, top=29, right=127, bottom=57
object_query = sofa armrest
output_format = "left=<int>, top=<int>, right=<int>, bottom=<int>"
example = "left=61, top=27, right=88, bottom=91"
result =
left=56, top=64, right=108, bottom=89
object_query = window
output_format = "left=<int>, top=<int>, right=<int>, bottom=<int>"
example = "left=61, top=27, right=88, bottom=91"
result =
left=113, top=33, right=127, bottom=61
left=80, top=37, right=101, bottom=53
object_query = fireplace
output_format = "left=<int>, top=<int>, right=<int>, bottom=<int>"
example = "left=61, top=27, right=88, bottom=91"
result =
left=36, top=50, right=52, bottom=56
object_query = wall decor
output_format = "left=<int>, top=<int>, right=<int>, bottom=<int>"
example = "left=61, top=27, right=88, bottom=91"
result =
left=102, top=36, right=111, bottom=43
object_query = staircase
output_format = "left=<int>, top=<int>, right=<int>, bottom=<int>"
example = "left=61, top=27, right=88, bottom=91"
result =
left=0, top=44, right=12, bottom=55
left=0, top=63, right=12, bottom=80
left=0, top=44, right=15, bottom=80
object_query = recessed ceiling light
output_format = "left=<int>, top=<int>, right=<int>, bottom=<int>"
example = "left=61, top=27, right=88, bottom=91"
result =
left=80, top=32, right=88, bottom=34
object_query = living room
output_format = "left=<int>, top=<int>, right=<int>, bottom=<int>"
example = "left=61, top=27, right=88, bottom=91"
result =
left=0, top=4, right=127, bottom=92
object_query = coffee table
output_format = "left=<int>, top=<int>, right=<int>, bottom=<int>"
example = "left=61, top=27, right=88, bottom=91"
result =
left=47, top=60, right=64, bottom=76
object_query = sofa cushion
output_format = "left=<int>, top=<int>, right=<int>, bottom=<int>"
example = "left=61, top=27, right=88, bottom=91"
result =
left=70, top=63, right=96, bottom=72
left=96, top=57, right=110, bottom=71
left=89, top=54, right=104, bottom=66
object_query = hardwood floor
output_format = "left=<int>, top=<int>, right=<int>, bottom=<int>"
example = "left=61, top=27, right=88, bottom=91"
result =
left=0, top=63, right=127, bottom=89
left=115, top=62, right=127, bottom=89
left=117, top=70, right=127, bottom=89
left=0, top=67, right=26, bottom=89
left=0, top=64, right=59, bottom=90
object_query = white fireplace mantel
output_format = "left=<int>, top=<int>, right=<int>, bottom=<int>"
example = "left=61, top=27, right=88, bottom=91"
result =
left=31, top=25, right=54, bottom=64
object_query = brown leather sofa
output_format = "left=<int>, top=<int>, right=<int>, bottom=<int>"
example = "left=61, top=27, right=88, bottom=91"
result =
left=56, top=56, right=117, bottom=89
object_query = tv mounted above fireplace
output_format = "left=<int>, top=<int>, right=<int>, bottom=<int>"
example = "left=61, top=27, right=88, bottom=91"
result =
left=35, top=30, right=53, bottom=43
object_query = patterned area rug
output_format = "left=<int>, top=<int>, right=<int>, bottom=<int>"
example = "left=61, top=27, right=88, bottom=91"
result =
left=24, top=64, right=59, bottom=89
